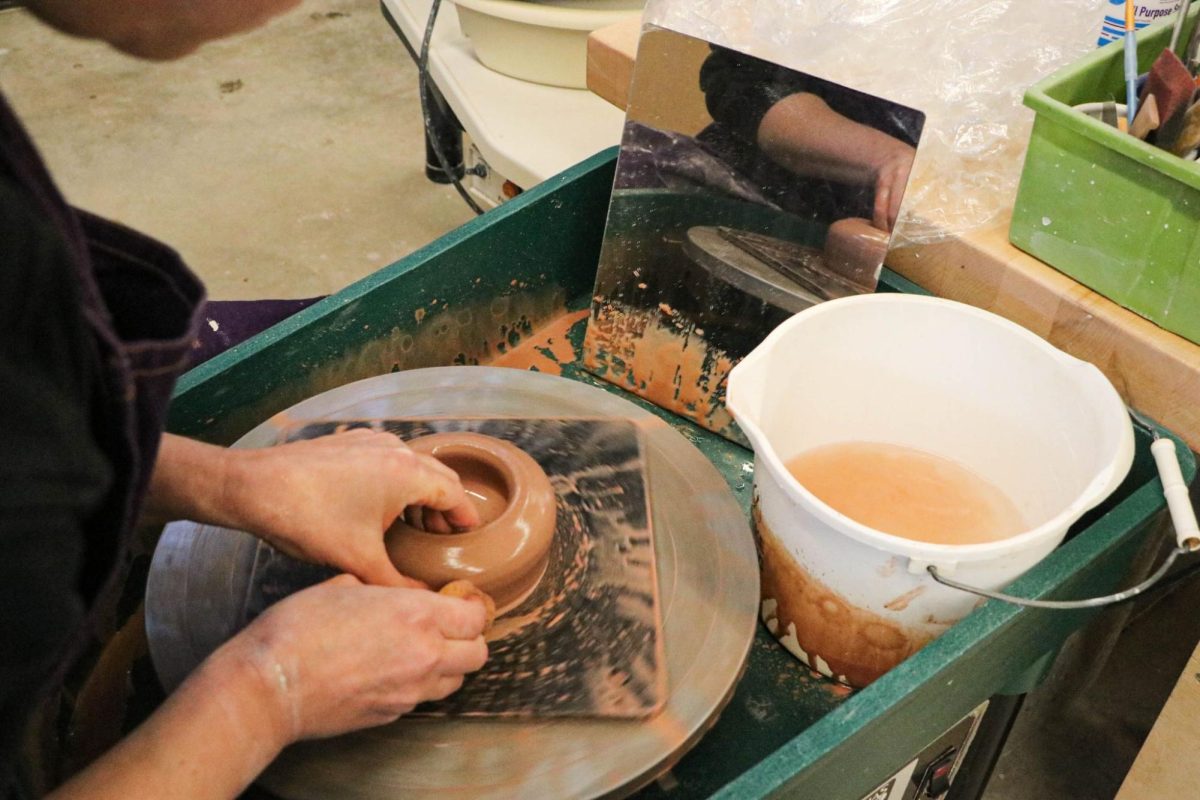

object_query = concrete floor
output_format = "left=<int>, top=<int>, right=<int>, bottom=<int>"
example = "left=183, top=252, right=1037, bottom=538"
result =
left=4, top=3, right=1199, bottom=799
left=0, top=0, right=473, bottom=300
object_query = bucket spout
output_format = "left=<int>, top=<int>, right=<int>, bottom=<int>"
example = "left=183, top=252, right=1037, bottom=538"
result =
left=726, top=350, right=772, bottom=456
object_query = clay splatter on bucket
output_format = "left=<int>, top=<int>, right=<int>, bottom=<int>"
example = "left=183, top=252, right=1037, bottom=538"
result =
left=753, top=503, right=934, bottom=688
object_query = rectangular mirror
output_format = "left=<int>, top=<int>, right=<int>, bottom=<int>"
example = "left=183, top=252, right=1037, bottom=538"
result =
left=584, top=26, right=926, bottom=443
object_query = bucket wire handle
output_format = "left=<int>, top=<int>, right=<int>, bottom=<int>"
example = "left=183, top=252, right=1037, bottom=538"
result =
left=927, top=545, right=1192, bottom=610
left=928, top=410, right=1200, bottom=610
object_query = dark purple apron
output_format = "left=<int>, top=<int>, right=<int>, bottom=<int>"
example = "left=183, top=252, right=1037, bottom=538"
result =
left=1, top=92, right=203, bottom=795
left=1, top=93, right=205, bottom=602
left=1, top=84, right=327, bottom=796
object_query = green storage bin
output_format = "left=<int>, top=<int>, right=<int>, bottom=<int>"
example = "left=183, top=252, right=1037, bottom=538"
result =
left=1011, top=7, right=1200, bottom=345
left=165, top=150, right=1196, bottom=798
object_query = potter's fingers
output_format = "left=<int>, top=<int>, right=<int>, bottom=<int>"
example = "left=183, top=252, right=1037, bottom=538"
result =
left=439, top=637, right=489, bottom=675
left=427, top=674, right=467, bottom=702
left=402, top=464, right=481, bottom=529
left=442, top=501, right=481, bottom=531
left=334, top=428, right=405, bottom=449
left=334, top=427, right=380, bottom=440
left=428, top=594, right=488, bottom=640
left=357, top=553, right=426, bottom=590
left=418, top=454, right=460, bottom=484
left=323, top=573, right=363, bottom=588
left=422, top=507, right=453, bottom=534
left=873, top=182, right=891, bottom=233
left=404, top=505, right=425, bottom=531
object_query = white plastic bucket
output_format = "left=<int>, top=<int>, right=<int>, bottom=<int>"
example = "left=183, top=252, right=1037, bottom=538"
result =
left=725, top=294, right=1134, bottom=686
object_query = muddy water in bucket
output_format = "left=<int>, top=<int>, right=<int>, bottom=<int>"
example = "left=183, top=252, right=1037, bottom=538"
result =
left=786, top=442, right=1027, bottom=546
left=726, top=294, right=1135, bottom=687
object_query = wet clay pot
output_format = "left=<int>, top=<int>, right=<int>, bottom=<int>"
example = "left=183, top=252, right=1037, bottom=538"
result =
left=385, top=432, right=557, bottom=610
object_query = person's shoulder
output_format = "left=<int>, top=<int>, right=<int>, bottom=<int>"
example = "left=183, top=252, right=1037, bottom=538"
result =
left=0, top=173, right=77, bottom=303
left=0, top=171, right=110, bottom=510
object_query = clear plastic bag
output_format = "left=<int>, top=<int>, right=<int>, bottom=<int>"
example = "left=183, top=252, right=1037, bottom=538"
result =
left=644, top=0, right=1103, bottom=244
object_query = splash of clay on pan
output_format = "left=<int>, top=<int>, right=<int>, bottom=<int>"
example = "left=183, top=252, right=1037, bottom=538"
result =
left=190, top=287, right=570, bottom=445
left=584, top=298, right=737, bottom=438
left=489, top=309, right=589, bottom=375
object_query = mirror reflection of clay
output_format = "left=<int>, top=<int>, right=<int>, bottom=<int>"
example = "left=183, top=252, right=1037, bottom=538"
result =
left=386, top=432, right=556, bottom=611
left=823, top=217, right=891, bottom=289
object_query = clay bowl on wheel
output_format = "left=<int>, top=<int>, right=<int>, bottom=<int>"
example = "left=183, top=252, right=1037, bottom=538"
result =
left=385, top=432, right=556, bottom=611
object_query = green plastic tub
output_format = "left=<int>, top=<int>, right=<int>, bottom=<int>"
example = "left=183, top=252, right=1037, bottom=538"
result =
left=170, top=150, right=1194, bottom=798
left=1011, top=7, right=1200, bottom=345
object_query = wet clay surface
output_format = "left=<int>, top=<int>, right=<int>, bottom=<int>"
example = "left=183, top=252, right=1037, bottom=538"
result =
left=753, top=504, right=932, bottom=688
left=385, top=432, right=557, bottom=610
left=413, top=434, right=524, bottom=525
left=245, top=417, right=665, bottom=718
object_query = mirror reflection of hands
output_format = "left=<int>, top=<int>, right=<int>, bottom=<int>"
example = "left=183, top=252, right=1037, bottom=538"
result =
left=872, top=144, right=914, bottom=232
left=756, top=92, right=917, bottom=232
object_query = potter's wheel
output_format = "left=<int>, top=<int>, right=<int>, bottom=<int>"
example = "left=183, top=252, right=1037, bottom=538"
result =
left=145, top=367, right=758, bottom=800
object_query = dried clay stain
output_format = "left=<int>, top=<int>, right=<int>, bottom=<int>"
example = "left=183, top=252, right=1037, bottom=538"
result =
left=488, top=309, right=589, bottom=375
left=883, top=585, right=926, bottom=612
left=754, top=504, right=932, bottom=688
left=194, top=288, right=569, bottom=445
left=583, top=300, right=736, bottom=437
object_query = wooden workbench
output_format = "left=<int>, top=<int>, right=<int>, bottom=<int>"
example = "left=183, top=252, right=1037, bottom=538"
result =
left=587, top=19, right=1200, bottom=453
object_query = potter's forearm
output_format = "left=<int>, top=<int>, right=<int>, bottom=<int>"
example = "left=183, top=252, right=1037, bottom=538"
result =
left=142, top=434, right=241, bottom=529
left=143, top=429, right=479, bottom=587
left=49, top=642, right=288, bottom=800
left=756, top=93, right=908, bottom=186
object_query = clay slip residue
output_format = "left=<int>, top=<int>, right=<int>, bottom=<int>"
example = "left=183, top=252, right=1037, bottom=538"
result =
left=583, top=298, right=736, bottom=438
left=488, top=309, right=589, bottom=375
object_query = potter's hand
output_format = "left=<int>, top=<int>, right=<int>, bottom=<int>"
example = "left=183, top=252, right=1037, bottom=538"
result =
left=229, top=574, right=489, bottom=741
left=872, top=146, right=914, bottom=233
left=228, top=429, right=482, bottom=587
left=50, top=573, right=490, bottom=800
left=144, top=432, right=481, bottom=589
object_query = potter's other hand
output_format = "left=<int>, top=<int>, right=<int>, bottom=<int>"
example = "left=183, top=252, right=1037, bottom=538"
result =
left=227, top=429, right=481, bottom=587
left=227, top=574, right=488, bottom=742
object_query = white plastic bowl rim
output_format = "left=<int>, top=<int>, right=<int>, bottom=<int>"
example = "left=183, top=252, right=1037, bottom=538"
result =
left=452, top=0, right=642, bottom=31
left=729, top=293, right=1136, bottom=566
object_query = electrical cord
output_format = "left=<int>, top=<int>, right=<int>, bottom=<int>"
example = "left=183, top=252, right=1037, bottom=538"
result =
left=419, top=0, right=485, bottom=215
